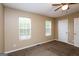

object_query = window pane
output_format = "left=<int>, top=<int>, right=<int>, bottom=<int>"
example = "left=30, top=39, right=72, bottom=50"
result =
left=45, top=20, right=51, bottom=36
left=19, top=17, right=31, bottom=40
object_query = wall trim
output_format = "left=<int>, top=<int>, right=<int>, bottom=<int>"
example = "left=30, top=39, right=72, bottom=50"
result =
left=67, top=42, right=74, bottom=46
left=4, top=39, right=54, bottom=54
left=57, top=39, right=74, bottom=45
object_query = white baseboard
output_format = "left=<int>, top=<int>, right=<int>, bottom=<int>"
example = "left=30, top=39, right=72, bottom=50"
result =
left=67, top=42, right=74, bottom=46
left=4, top=39, right=54, bottom=54
left=57, top=39, right=76, bottom=46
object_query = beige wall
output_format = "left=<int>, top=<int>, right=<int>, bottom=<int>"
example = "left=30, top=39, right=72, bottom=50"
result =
left=54, top=18, right=58, bottom=40
left=0, top=4, right=4, bottom=53
left=4, top=7, right=55, bottom=52
left=56, top=11, right=79, bottom=45
left=3, top=4, right=79, bottom=53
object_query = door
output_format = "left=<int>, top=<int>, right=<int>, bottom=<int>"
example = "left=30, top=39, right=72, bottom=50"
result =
left=74, top=18, right=79, bottom=47
left=58, top=19, right=68, bottom=43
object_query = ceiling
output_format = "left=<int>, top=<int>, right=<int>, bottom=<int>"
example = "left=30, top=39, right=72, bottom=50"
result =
left=3, top=3, right=79, bottom=17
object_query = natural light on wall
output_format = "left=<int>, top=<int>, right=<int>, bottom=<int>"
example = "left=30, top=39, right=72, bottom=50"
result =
left=45, top=20, right=52, bottom=36
left=19, top=17, right=31, bottom=40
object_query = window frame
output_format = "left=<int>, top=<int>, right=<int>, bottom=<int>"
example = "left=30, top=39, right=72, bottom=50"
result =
left=45, top=20, right=52, bottom=36
left=19, top=17, right=31, bottom=40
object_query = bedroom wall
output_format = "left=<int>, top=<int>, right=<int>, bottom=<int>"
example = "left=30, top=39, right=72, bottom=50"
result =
left=54, top=19, right=58, bottom=40
left=56, top=11, right=79, bottom=45
left=4, top=7, right=55, bottom=53
left=0, top=4, right=4, bottom=53
left=4, top=4, right=79, bottom=53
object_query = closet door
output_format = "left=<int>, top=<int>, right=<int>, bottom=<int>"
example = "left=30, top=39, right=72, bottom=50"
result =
left=58, top=19, right=68, bottom=43
left=74, top=18, right=79, bottom=47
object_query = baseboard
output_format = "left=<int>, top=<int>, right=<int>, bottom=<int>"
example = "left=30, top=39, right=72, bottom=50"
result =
left=67, top=42, right=74, bottom=46
left=4, top=39, right=54, bottom=54
left=57, top=39, right=75, bottom=46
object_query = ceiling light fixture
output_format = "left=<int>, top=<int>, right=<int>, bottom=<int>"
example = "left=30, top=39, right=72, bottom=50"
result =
left=61, top=4, right=68, bottom=10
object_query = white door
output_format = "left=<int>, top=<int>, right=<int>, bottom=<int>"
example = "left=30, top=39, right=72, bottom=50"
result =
left=58, top=19, right=68, bottom=43
left=74, top=18, right=79, bottom=47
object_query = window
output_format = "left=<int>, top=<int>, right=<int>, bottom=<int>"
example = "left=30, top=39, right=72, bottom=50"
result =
left=45, top=20, right=51, bottom=36
left=19, top=17, right=31, bottom=40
